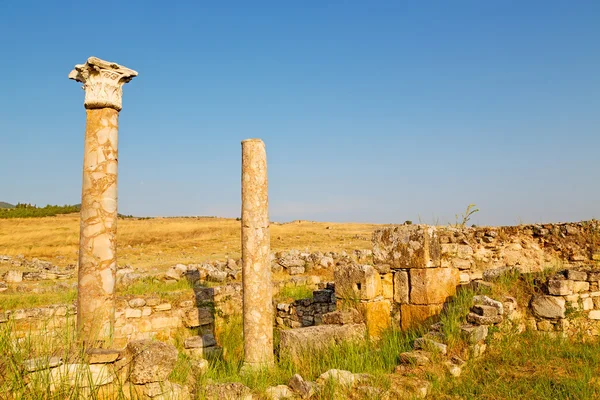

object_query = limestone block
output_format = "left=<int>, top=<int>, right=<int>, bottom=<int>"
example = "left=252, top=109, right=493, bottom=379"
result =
left=288, top=374, right=317, bottom=399
left=125, top=340, right=178, bottom=384
left=279, top=324, right=366, bottom=358
left=125, top=308, right=142, bottom=319
left=86, top=348, right=120, bottom=364
left=400, top=304, right=444, bottom=330
left=381, top=273, right=394, bottom=299
left=414, top=337, right=447, bottom=354
left=466, top=312, right=503, bottom=325
left=265, top=385, right=294, bottom=400
left=128, top=298, right=146, bottom=308
left=589, top=310, right=600, bottom=320
left=548, top=279, right=573, bottom=296
left=572, top=281, right=590, bottom=293
left=582, top=297, right=594, bottom=311
left=372, top=225, right=441, bottom=269
left=322, top=309, right=363, bottom=325
left=393, top=270, right=409, bottom=304
left=472, top=305, right=498, bottom=317
left=398, top=350, right=431, bottom=366
left=359, top=300, right=391, bottom=338
left=409, top=268, right=459, bottom=305
left=567, top=270, right=588, bottom=281
left=183, top=307, right=214, bottom=328
left=5, top=270, right=23, bottom=283
left=460, top=324, right=488, bottom=344
left=334, top=263, right=381, bottom=300
left=531, top=295, right=566, bottom=319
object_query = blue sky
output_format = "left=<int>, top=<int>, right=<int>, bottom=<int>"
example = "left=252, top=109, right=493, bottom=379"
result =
left=0, top=1, right=598, bottom=225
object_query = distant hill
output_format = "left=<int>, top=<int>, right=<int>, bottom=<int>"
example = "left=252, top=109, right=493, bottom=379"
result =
left=0, top=202, right=15, bottom=209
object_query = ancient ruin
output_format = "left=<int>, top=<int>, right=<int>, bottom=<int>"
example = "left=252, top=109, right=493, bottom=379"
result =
left=241, top=138, right=274, bottom=368
left=69, top=57, right=137, bottom=343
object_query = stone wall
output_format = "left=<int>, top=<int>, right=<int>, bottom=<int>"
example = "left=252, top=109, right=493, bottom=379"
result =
left=368, top=220, right=599, bottom=330
left=529, top=267, right=600, bottom=335
left=275, top=283, right=336, bottom=328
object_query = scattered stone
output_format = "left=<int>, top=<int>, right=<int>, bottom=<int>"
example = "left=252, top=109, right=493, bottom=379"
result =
left=460, top=324, right=488, bottom=344
left=265, top=385, right=295, bottom=400
left=531, top=295, right=566, bottom=319
left=472, top=305, right=498, bottom=317
left=466, top=312, right=503, bottom=326
left=469, top=343, right=487, bottom=358
left=317, top=369, right=355, bottom=388
left=444, top=360, right=462, bottom=377
left=288, top=374, right=316, bottom=399
left=472, top=295, right=504, bottom=315
left=388, top=375, right=431, bottom=399
left=203, top=382, right=253, bottom=400
left=413, top=337, right=447, bottom=355
left=86, top=348, right=120, bottom=364
left=398, top=350, right=431, bottom=366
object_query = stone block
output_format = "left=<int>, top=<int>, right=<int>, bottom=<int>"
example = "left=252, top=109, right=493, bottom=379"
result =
left=466, top=312, right=503, bottom=325
left=334, top=263, right=381, bottom=300
left=279, top=324, right=366, bottom=359
left=359, top=300, right=391, bottom=338
left=409, top=268, right=459, bottom=305
left=567, top=270, right=588, bottom=281
left=381, top=273, right=394, bottom=299
left=372, top=225, right=441, bottom=268
left=125, top=308, right=142, bottom=319
left=472, top=305, right=498, bottom=317
left=413, top=338, right=447, bottom=355
left=589, top=310, right=600, bottom=320
left=393, top=271, right=409, bottom=304
left=4, top=270, right=23, bottom=283
left=460, top=324, right=488, bottom=344
left=86, top=348, right=120, bottom=364
left=400, top=304, right=444, bottom=330
left=572, top=281, right=590, bottom=293
left=531, top=295, right=566, bottom=319
left=183, top=307, right=214, bottom=328
left=322, top=309, right=362, bottom=325
left=124, top=340, right=178, bottom=384
left=313, top=290, right=333, bottom=303
left=398, top=350, right=431, bottom=366
left=548, top=279, right=573, bottom=296
left=582, top=297, right=594, bottom=311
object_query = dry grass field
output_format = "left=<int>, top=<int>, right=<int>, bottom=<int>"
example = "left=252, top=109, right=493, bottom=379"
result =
left=0, top=214, right=381, bottom=272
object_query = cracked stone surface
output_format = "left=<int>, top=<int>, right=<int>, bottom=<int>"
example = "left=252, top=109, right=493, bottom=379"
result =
left=241, top=139, right=274, bottom=367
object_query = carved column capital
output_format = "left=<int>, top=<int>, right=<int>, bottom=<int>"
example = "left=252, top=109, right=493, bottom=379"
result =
left=69, top=56, right=137, bottom=111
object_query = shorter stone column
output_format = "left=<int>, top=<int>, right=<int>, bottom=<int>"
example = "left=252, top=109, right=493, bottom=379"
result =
left=241, top=139, right=274, bottom=369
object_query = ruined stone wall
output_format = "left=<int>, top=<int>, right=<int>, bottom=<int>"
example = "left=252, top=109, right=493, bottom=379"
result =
left=369, top=220, right=599, bottom=330
left=529, top=267, right=600, bottom=335
left=275, top=283, right=336, bottom=328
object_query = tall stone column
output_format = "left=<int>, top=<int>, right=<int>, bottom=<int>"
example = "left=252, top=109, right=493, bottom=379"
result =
left=241, top=139, right=274, bottom=369
left=69, top=57, right=137, bottom=344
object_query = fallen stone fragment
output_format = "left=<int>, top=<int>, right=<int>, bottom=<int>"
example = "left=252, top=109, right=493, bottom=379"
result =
left=316, top=369, right=355, bottom=388
left=398, top=350, right=432, bottom=366
left=466, top=312, right=503, bottom=326
left=288, top=374, right=316, bottom=399
left=413, top=337, right=447, bottom=355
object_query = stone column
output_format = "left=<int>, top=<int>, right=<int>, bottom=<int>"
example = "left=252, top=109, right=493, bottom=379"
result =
left=241, top=139, right=274, bottom=369
left=69, top=57, right=137, bottom=344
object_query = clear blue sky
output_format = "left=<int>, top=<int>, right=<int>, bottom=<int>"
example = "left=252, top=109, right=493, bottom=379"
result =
left=1, top=1, right=598, bottom=225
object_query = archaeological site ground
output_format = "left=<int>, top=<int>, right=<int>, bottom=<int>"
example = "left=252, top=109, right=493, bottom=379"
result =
left=1, top=57, right=599, bottom=400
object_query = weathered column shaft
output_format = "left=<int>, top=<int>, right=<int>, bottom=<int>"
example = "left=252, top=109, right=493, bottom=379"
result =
left=70, top=57, right=137, bottom=343
left=241, top=138, right=274, bottom=367
left=77, top=108, right=119, bottom=340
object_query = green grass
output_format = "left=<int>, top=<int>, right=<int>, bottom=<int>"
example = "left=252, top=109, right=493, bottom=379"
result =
left=116, top=277, right=195, bottom=303
left=0, top=289, right=77, bottom=310
left=0, top=203, right=80, bottom=219
left=275, top=284, right=314, bottom=301
left=430, top=331, right=600, bottom=399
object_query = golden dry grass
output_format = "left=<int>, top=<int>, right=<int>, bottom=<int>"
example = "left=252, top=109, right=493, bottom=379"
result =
left=0, top=214, right=381, bottom=272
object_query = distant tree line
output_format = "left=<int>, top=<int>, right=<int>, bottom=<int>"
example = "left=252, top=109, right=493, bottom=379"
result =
left=0, top=203, right=81, bottom=219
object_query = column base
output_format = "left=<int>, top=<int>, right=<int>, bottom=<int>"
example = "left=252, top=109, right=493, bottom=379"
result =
left=240, top=360, right=275, bottom=375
